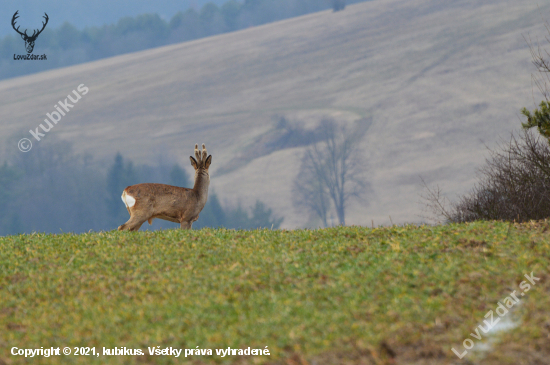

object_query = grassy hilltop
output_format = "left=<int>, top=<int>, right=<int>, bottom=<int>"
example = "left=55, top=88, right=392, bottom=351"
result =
left=1, top=222, right=549, bottom=364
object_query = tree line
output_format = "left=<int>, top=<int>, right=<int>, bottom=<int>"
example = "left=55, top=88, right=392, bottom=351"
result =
left=0, top=139, right=282, bottom=236
left=1, top=0, right=363, bottom=81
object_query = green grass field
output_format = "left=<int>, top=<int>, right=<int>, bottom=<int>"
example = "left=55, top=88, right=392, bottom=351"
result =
left=1, top=221, right=549, bottom=364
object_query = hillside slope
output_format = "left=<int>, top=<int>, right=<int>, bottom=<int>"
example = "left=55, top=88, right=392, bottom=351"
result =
left=1, top=0, right=548, bottom=228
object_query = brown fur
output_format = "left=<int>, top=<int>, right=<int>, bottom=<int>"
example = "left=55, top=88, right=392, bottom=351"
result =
left=118, top=144, right=212, bottom=231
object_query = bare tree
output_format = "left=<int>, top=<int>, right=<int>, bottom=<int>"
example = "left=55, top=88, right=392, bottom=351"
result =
left=293, top=118, right=368, bottom=226
left=522, top=19, right=550, bottom=141
left=293, top=163, right=330, bottom=227
left=421, top=130, right=550, bottom=223
left=524, top=20, right=550, bottom=103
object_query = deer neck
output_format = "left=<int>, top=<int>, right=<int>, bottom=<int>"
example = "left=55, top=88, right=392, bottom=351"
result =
left=193, top=171, right=210, bottom=204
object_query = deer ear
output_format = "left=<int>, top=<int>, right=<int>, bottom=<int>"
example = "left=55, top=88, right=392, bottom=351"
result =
left=189, top=156, right=198, bottom=169
left=205, top=155, right=212, bottom=169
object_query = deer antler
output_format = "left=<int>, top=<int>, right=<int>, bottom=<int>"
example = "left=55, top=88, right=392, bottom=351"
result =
left=11, top=11, right=48, bottom=40
left=194, top=144, right=201, bottom=162
left=193, top=144, right=208, bottom=164
left=201, top=144, right=207, bottom=162
left=33, top=13, right=49, bottom=39
left=11, top=11, right=26, bottom=37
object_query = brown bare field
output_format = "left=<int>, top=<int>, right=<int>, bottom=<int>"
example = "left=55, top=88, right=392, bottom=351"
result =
left=0, top=0, right=548, bottom=228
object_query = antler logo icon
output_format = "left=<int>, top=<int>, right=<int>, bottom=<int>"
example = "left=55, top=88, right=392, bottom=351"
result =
left=12, top=10, right=49, bottom=54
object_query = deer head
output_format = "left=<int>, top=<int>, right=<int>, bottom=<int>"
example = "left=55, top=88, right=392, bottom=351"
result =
left=12, top=11, right=49, bottom=54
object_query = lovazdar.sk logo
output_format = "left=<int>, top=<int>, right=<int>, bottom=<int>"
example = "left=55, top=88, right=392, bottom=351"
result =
left=12, top=10, right=48, bottom=60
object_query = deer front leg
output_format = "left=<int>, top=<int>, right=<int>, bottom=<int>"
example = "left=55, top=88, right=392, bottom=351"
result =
left=180, top=221, right=192, bottom=229
left=180, top=214, right=199, bottom=230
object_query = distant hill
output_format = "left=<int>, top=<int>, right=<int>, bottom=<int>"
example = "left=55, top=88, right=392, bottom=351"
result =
left=0, top=0, right=227, bottom=38
left=1, top=0, right=368, bottom=81
left=1, top=0, right=549, bottom=228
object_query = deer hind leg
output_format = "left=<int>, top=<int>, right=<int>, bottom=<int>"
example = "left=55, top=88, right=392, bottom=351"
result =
left=118, top=215, right=147, bottom=231
left=118, top=192, right=151, bottom=231
left=118, top=206, right=150, bottom=232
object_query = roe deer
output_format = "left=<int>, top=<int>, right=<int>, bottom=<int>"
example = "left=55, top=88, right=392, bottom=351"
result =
left=118, top=144, right=212, bottom=231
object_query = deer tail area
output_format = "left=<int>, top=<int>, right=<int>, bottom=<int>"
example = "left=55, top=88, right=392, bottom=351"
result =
left=121, top=190, right=136, bottom=209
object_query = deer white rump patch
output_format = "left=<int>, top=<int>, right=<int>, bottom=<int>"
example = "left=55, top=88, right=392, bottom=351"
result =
left=121, top=191, right=136, bottom=208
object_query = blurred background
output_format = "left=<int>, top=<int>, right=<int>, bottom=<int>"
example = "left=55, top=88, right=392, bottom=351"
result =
left=0, top=0, right=548, bottom=234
